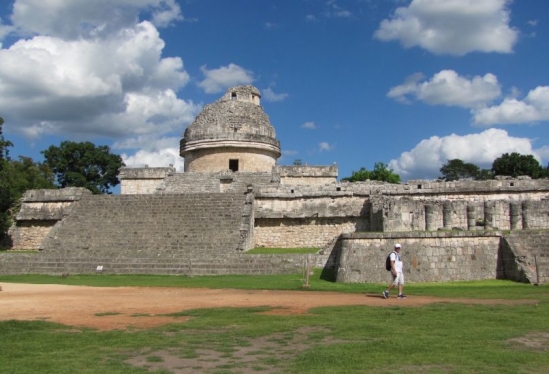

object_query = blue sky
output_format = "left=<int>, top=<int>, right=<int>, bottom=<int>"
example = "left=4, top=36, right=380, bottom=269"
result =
left=1, top=0, right=549, bottom=184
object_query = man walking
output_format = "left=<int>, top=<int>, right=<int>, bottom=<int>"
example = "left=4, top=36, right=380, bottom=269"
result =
left=383, top=243, right=406, bottom=299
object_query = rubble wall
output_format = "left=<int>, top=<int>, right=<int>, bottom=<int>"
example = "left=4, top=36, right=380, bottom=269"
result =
left=7, top=188, right=91, bottom=250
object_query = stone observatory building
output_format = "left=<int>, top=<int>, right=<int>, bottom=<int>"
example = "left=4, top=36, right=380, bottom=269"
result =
left=2, top=85, right=549, bottom=285
left=180, top=85, right=281, bottom=173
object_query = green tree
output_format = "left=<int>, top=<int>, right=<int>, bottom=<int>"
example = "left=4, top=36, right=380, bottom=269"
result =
left=292, top=159, right=303, bottom=166
left=439, top=159, right=481, bottom=181
left=369, top=162, right=401, bottom=183
left=0, top=117, right=13, bottom=163
left=0, top=117, right=12, bottom=236
left=342, top=162, right=401, bottom=184
left=6, top=156, right=55, bottom=192
left=476, top=169, right=495, bottom=181
left=0, top=156, right=56, bottom=236
left=42, top=141, right=125, bottom=194
left=341, top=167, right=371, bottom=182
left=492, top=152, right=545, bottom=179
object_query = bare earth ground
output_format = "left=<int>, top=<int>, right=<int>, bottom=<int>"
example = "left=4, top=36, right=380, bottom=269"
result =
left=2, top=283, right=545, bottom=373
left=0, top=283, right=538, bottom=330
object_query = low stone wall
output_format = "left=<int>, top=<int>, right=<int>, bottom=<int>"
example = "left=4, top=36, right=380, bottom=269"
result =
left=7, top=221, right=56, bottom=250
left=119, top=166, right=175, bottom=194
left=254, top=217, right=367, bottom=248
left=274, top=165, right=338, bottom=186
left=336, top=232, right=502, bottom=283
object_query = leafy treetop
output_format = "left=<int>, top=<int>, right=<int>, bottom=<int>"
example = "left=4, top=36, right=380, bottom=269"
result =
left=42, top=141, right=125, bottom=194
left=492, top=152, right=546, bottom=179
left=342, top=162, right=401, bottom=184
left=0, top=117, right=13, bottom=162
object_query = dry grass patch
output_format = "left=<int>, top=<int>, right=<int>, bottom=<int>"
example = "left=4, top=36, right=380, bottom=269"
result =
left=125, top=327, right=342, bottom=373
left=507, top=332, right=549, bottom=351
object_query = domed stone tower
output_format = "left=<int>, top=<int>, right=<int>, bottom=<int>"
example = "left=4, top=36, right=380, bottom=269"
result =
left=180, top=85, right=281, bottom=172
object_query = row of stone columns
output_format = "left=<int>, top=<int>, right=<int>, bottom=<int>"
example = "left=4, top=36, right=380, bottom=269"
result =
left=425, top=200, right=541, bottom=231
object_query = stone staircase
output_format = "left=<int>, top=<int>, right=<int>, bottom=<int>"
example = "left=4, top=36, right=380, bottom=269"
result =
left=0, top=251, right=312, bottom=276
left=501, top=230, right=549, bottom=285
left=0, top=191, right=318, bottom=276
left=41, top=193, right=246, bottom=255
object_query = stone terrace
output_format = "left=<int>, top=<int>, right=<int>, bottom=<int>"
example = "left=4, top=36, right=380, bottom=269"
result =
left=0, top=191, right=319, bottom=276
left=40, top=193, right=247, bottom=256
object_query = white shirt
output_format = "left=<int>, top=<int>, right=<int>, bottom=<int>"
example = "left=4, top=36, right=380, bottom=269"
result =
left=390, top=251, right=403, bottom=273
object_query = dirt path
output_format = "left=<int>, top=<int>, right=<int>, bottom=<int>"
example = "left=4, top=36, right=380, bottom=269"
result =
left=0, top=283, right=537, bottom=330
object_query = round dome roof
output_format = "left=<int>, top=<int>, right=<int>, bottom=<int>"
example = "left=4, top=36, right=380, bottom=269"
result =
left=180, top=85, right=281, bottom=157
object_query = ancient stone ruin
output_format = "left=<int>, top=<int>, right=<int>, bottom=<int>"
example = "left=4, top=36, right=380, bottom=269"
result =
left=1, top=85, right=547, bottom=284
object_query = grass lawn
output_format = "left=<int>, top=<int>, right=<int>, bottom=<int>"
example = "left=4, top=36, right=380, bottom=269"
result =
left=1, top=273, right=548, bottom=373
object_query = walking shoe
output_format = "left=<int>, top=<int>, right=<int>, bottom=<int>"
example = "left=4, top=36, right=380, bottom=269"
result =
left=383, top=290, right=389, bottom=299
left=397, top=294, right=407, bottom=299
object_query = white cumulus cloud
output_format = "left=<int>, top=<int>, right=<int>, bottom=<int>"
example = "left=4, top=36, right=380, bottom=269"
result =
left=319, top=142, right=332, bottom=152
left=374, top=0, right=518, bottom=55
left=116, top=136, right=184, bottom=171
left=0, top=0, right=199, bottom=171
left=10, top=0, right=182, bottom=39
left=301, top=121, right=317, bottom=129
left=473, top=86, right=549, bottom=126
left=389, top=129, right=541, bottom=180
left=197, top=64, right=255, bottom=94
left=262, top=88, right=289, bottom=102
left=388, top=70, right=502, bottom=108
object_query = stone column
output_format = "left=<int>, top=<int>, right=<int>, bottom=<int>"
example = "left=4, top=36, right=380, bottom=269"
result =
left=443, top=201, right=453, bottom=229
left=510, top=202, right=522, bottom=230
left=425, top=204, right=436, bottom=231
left=484, top=201, right=495, bottom=230
left=522, top=200, right=533, bottom=229
left=467, top=204, right=476, bottom=230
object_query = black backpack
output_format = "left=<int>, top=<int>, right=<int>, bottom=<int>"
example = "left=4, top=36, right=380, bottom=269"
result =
left=385, top=252, right=396, bottom=271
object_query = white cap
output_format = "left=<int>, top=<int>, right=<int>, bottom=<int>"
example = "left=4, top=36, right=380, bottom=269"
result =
left=394, top=243, right=401, bottom=248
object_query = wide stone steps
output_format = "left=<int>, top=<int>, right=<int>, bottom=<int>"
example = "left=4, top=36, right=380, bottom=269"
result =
left=0, top=252, right=311, bottom=276
left=40, top=193, right=247, bottom=256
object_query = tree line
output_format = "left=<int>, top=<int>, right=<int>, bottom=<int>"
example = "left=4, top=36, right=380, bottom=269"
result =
left=341, top=154, right=549, bottom=183
left=0, top=117, right=124, bottom=242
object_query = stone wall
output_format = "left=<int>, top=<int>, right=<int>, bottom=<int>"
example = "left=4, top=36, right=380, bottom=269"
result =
left=4, top=177, right=549, bottom=284
left=157, top=171, right=274, bottom=194
left=8, top=188, right=90, bottom=250
left=253, top=187, right=369, bottom=248
left=7, top=221, right=56, bottom=250
left=254, top=217, right=368, bottom=248
left=501, top=230, right=549, bottom=285
left=335, top=232, right=502, bottom=283
left=371, top=196, right=549, bottom=232
left=274, top=165, right=338, bottom=186
left=183, top=147, right=277, bottom=172
left=119, top=166, right=175, bottom=194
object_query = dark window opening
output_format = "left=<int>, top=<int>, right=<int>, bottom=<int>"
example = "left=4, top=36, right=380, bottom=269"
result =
left=417, top=184, right=422, bottom=189
left=231, top=92, right=237, bottom=100
left=336, top=187, right=341, bottom=191
left=229, top=159, right=239, bottom=172
left=510, top=182, right=514, bottom=187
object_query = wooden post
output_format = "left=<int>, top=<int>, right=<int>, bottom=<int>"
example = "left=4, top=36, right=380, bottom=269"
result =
left=302, top=255, right=311, bottom=288
left=534, top=255, right=540, bottom=286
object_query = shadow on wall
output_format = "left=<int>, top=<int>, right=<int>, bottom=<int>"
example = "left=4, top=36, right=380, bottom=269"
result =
left=0, top=234, right=13, bottom=250
left=320, top=237, right=343, bottom=281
